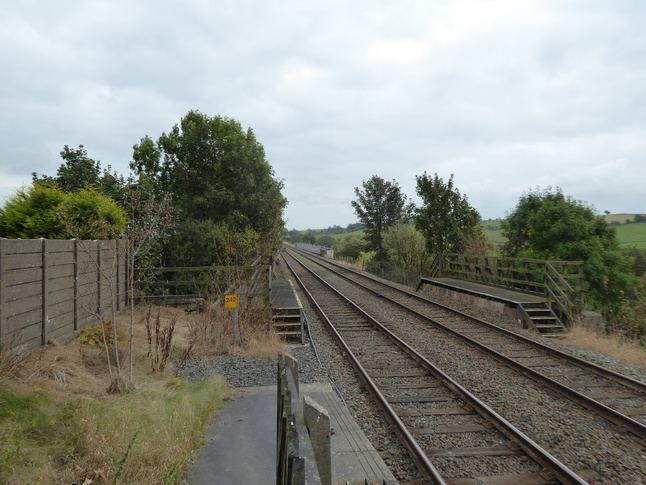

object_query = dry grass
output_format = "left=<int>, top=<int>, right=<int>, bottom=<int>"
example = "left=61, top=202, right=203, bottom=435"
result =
left=564, top=323, right=646, bottom=371
left=187, top=304, right=289, bottom=359
left=0, top=302, right=290, bottom=484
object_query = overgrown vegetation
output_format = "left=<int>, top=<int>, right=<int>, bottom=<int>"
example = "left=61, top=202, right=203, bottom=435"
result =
left=187, top=304, right=288, bottom=359
left=144, top=306, right=178, bottom=373
left=0, top=373, right=227, bottom=484
left=0, top=304, right=287, bottom=484
left=565, top=320, right=646, bottom=370
left=501, top=187, right=641, bottom=333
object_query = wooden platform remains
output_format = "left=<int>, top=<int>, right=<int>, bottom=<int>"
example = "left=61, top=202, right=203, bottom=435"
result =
left=419, top=277, right=568, bottom=336
left=270, top=280, right=304, bottom=342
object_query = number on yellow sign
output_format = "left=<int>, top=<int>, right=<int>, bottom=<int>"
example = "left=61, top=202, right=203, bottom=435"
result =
left=224, top=294, right=238, bottom=308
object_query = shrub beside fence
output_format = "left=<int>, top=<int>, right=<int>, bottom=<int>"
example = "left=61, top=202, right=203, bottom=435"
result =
left=0, top=238, right=127, bottom=352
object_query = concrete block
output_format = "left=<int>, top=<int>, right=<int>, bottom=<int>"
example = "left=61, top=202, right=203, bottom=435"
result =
left=304, top=395, right=331, bottom=485
left=581, top=310, right=604, bottom=329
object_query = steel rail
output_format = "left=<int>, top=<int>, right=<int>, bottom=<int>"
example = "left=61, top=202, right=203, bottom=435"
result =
left=280, top=254, right=447, bottom=484
left=302, top=301, right=351, bottom=410
left=291, top=246, right=646, bottom=393
left=283, top=251, right=588, bottom=485
left=287, top=247, right=646, bottom=445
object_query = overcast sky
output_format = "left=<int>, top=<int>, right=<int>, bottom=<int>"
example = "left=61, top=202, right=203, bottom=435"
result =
left=1, top=0, right=644, bottom=230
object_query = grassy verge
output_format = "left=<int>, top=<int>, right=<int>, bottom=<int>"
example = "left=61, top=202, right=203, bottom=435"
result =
left=0, top=304, right=287, bottom=484
left=564, top=323, right=646, bottom=371
left=0, top=376, right=227, bottom=484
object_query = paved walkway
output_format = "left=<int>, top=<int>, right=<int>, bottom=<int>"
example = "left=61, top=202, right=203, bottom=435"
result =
left=184, top=383, right=397, bottom=485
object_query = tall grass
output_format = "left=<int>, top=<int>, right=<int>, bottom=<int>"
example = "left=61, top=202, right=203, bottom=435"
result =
left=0, top=375, right=228, bottom=484
left=188, top=303, right=289, bottom=358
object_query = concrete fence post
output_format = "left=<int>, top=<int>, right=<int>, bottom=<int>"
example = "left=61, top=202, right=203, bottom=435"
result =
left=41, top=239, right=49, bottom=345
left=0, top=239, right=5, bottom=340
left=74, top=239, right=79, bottom=331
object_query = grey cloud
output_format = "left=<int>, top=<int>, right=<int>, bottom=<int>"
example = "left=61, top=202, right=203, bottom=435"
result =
left=0, top=0, right=644, bottom=230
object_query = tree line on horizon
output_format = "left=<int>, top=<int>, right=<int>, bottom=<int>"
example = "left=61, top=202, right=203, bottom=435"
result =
left=295, top=174, right=644, bottom=339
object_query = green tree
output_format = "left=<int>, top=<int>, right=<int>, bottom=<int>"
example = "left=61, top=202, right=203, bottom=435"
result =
left=316, top=235, right=336, bottom=249
left=163, top=219, right=227, bottom=268
left=351, top=176, right=413, bottom=259
left=501, top=187, right=638, bottom=321
left=301, top=232, right=317, bottom=244
left=620, top=275, right=646, bottom=339
left=336, top=238, right=369, bottom=260
left=32, top=145, right=126, bottom=203
left=131, top=111, right=287, bottom=264
left=382, top=223, right=427, bottom=271
left=56, top=145, right=101, bottom=191
left=414, top=173, right=481, bottom=254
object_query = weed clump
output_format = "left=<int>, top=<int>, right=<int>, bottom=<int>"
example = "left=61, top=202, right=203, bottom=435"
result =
left=143, top=305, right=177, bottom=373
left=77, top=321, right=120, bottom=349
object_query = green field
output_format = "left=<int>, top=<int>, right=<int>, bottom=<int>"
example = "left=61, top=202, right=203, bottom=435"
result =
left=603, top=213, right=643, bottom=225
left=614, top=223, right=646, bottom=249
left=482, top=216, right=646, bottom=250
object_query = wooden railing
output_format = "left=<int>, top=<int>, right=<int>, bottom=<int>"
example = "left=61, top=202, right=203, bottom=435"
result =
left=543, top=261, right=581, bottom=325
left=134, top=264, right=271, bottom=305
left=434, top=253, right=584, bottom=321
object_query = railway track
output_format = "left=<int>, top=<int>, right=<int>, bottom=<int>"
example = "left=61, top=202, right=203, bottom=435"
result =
left=287, top=247, right=646, bottom=447
left=282, top=250, right=592, bottom=484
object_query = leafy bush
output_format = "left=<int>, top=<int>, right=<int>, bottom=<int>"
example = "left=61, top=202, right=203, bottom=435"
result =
left=502, top=187, right=639, bottom=322
left=0, top=184, right=126, bottom=239
left=0, top=185, right=67, bottom=238
left=77, top=321, right=121, bottom=349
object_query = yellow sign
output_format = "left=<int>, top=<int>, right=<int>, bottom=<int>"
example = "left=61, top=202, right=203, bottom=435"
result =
left=224, top=294, right=238, bottom=309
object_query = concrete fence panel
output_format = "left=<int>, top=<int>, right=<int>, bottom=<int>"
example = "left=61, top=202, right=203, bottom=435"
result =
left=0, top=238, right=128, bottom=352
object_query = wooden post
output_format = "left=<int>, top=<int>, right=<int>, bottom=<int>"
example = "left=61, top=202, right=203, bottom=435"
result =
left=268, top=264, right=272, bottom=304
